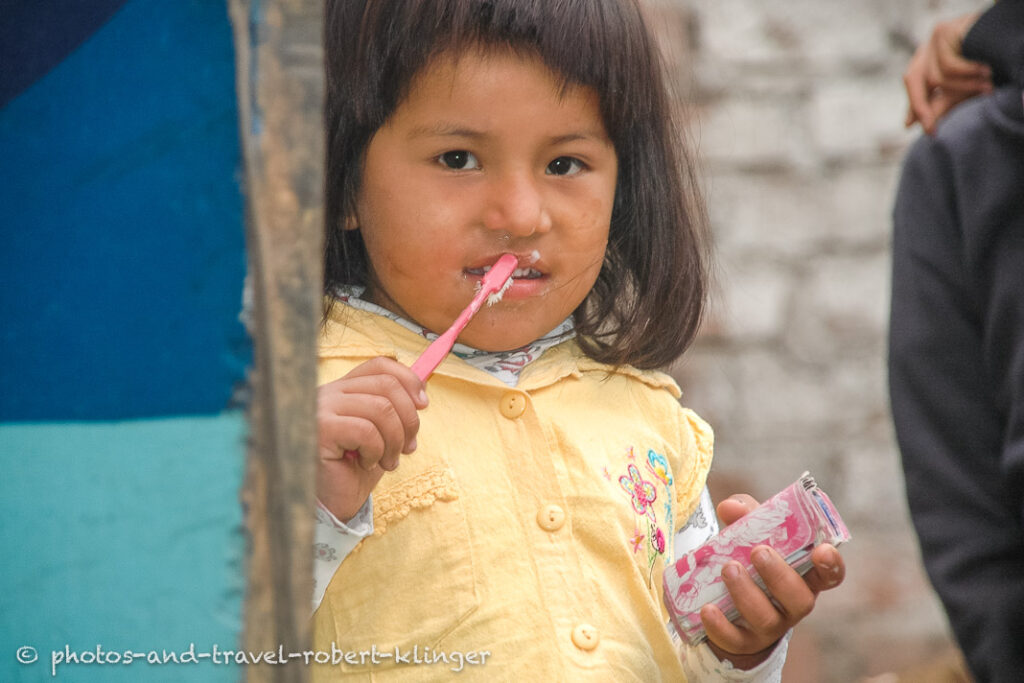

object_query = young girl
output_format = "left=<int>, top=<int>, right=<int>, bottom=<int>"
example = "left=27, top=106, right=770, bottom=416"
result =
left=313, top=1, right=845, bottom=680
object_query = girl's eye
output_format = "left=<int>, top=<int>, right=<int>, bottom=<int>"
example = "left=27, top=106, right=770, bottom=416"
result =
left=437, top=150, right=480, bottom=170
left=546, top=156, right=584, bottom=176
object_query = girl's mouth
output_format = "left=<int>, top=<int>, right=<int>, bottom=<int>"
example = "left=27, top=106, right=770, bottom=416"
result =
left=466, top=265, right=543, bottom=279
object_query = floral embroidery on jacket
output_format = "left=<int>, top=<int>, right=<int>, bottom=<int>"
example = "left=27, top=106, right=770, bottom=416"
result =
left=620, top=463, right=658, bottom=522
left=646, top=449, right=673, bottom=486
left=630, top=527, right=645, bottom=553
left=617, top=447, right=676, bottom=586
left=651, top=527, right=666, bottom=554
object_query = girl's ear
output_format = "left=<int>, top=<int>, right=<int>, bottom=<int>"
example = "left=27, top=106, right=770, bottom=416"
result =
left=342, top=214, right=359, bottom=231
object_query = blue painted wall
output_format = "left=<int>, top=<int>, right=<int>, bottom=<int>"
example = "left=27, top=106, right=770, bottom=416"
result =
left=1, top=1, right=250, bottom=680
left=0, top=0, right=250, bottom=421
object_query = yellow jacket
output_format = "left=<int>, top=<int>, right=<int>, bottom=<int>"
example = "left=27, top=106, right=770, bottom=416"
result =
left=313, top=304, right=713, bottom=681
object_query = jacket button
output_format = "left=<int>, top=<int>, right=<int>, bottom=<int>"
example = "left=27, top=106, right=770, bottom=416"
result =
left=536, top=504, right=566, bottom=532
left=571, top=623, right=600, bottom=651
left=499, top=392, right=527, bottom=419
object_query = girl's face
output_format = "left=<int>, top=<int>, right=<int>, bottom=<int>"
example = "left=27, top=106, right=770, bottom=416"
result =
left=353, top=48, right=618, bottom=351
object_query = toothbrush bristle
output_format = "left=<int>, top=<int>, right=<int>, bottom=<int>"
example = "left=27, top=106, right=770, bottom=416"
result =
left=486, top=275, right=514, bottom=306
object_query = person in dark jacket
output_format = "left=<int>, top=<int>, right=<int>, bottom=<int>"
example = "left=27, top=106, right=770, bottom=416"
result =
left=890, top=3, right=1024, bottom=682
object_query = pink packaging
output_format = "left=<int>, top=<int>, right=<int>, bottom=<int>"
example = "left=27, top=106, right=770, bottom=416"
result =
left=663, top=472, right=851, bottom=645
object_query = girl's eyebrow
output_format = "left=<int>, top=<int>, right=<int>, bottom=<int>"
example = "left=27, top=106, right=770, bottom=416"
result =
left=406, top=123, right=484, bottom=140
left=548, top=131, right=612, bottom=146
left=406, top=122, right=610, bottom=146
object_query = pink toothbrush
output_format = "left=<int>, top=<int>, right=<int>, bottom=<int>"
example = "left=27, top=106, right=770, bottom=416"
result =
left=343, top=253, right=517, bottom=461
left=409, top=252, right=517, bottom=381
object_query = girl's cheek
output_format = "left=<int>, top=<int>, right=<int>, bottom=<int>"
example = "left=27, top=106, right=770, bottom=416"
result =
left=572, top=212, right=612, bottom=239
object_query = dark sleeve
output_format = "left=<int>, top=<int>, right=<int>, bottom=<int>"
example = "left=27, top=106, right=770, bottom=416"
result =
left=889, top=112, right=1024, bottom=683
left=962, top=0, right=1024, bottom=86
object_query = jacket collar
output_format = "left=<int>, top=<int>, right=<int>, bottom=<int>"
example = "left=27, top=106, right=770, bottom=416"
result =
left=320, top=302, right=681, bottom=397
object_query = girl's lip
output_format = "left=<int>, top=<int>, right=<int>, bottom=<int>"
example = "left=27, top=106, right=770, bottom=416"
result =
left=464, top=253, right=546, bottom=279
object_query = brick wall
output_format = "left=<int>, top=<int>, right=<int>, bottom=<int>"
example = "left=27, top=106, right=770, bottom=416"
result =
left=647, top=1, right=984, bottom=680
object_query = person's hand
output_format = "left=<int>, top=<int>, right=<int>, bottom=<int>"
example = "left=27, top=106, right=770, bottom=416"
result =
left=700, top=494, right=846, bottom=670
left=903, top=11, right=990, bottom=135
left=316, top=357, right=428, bottom=521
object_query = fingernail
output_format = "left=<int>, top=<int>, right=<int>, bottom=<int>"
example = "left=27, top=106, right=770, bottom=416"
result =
left=418, top=389, right=428, bottom=406
left=723, top=563, right=741, bottom=580
left=752, top=548, right=771, bottom=567
left=407, top=438, right=418, bottom=453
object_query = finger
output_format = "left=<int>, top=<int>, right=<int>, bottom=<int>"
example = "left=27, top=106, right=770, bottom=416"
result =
left=318, top=412, right=387, bottom=471
left=937, top=60, right=991, bottom=84
left=750, top=546, right=816, bottom=623
left=903, top=54, right=933, bottom=130
left=917, top=52, right=947, bottom=133
left=716, top=494, right=759, bottom=526
left=931, top=46, right=974, bottom=81
left=904, top=103, right=918, bottom=128
left=343, top=357, right=429, bottom=409
left=319, top=392, right=413, bottom=470
left=922, top=91, right=959, bottom=133
left=921, top=88, right=979, bottom=135
left=700, top=602, right=759, bottom=655
left=933, top=30, right=990, bottom=81
left=934, top=70, right=992, bottom=93
left=318, top=384, right=415, bottom=470
left=919, top=102, right=937, bottom=136
left=320, top=374, right=422, bottom=455
left=802, top=543, right=846, bottom=594
left=705, top=560, right=783, bottom=653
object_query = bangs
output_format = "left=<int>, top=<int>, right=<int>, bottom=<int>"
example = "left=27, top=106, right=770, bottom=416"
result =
left=331, top=0, right=657, bottom=138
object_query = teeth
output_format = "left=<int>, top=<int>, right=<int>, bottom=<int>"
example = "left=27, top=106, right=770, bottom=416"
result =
left=468, top=264, right=542, bottom=278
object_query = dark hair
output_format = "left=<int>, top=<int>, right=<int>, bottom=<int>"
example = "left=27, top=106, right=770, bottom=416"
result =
left=324, top=0, right=709, bottom=369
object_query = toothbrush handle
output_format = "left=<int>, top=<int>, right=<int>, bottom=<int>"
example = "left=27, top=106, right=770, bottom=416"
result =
left=410, top=329, right=457, bottom=381
left=409, top=298, right=481, bottom=381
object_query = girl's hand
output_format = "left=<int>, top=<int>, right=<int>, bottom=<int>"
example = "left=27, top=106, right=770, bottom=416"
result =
left=700, top=494, right=846, bottom=670
left=316, top=357, right=428, bottom=521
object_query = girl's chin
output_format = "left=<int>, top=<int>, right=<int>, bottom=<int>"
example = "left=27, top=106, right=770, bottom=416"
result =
left=456, top=322, right=551, bottom=352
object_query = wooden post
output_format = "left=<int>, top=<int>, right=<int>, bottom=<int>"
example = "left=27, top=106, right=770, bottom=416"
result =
left=229, top=1, right=323, bottom=680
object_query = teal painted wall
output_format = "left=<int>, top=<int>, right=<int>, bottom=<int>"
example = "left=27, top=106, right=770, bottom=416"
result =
left=0, top=416, right=245, bottom=682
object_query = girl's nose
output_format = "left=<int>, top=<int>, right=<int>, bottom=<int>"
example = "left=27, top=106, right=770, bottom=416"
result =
left=482, top=171, right=552, bottom=237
